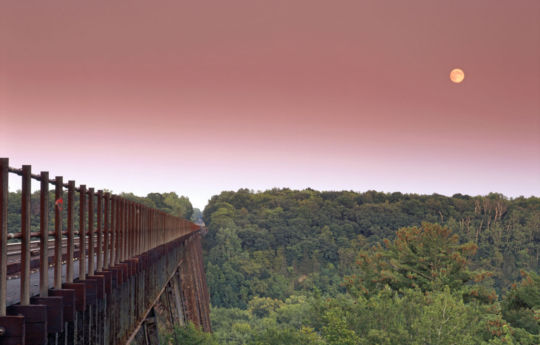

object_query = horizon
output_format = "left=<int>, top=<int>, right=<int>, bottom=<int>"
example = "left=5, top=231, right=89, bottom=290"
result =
left=5, top=176, right=539, bottom=211
left=2, top=0, right=539, bottom=210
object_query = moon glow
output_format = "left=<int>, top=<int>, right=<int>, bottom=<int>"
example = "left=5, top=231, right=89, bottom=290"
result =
left=450, top=68, right=465, bottom=83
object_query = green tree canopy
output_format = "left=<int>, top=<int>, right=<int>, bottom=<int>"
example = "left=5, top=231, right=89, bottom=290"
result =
left=345, top=223, right=495, bottom=302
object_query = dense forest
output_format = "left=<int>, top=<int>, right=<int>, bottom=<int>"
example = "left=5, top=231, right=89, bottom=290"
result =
left=190, top=189, right=539, bottom=344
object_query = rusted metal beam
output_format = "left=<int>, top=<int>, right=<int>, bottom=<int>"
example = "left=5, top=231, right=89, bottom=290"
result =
left=125, top=199, right=129, bottom=261
left=0, top=158, right=7, bottom=316
left=122, top=199, right=126, bottom=262
left=97, top=190, right=103, bottom=272
left=119, top=198, right=123, bottom=263
left=88, top=188, right=95, bottom=276
left=133, top=202, right=137, bottom=257
left=115, top=196, right=120, bottom=265
left=79, top=184, right=86, bottom=280
left=67, top=180, right=75, bottom=283
left=39, top=171, right=49, bottom=297
left=111, top=195, right=117, bottom=267
left=104, top=193, right=110, bottom=269
left=133, top=203, right=137, bottom=257
left=135, top=204, right=139, bottom=256
left=127, top=201, right=131, bottom=259
left=54, top=176, right=63, bottom=289
left=21, top=165, right=31, bottom=305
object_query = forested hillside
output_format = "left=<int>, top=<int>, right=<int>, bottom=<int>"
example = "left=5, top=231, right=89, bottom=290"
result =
left=198, top=189, right=539, bottom=344
left=203, top=189, right=539, bottom=307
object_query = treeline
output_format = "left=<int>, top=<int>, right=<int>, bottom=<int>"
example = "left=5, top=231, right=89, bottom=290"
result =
left=198, top=189, right=539, bottom=344
left=6, top=190, right=195, bottom=236
left=121, top=192, right=194, bottom=220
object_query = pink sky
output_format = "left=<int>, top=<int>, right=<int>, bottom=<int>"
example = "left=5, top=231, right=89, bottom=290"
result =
left=1, top=0, right=539, bottom=209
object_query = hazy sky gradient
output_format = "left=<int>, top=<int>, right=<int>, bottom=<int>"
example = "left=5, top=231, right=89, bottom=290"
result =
left=1, top=0, right=539, bottom=209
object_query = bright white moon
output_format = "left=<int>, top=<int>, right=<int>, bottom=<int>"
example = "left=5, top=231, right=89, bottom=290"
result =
left=450, top=68, right=465, bottom=83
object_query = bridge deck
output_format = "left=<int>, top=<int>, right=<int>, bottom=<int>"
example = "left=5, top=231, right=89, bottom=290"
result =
left=6, top=257, right=89, bottom=305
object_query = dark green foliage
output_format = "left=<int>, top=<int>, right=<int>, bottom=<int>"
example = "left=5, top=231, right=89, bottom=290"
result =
left=202, top=189, right=539, bottom=344
left=501, top=271, right=540, bottom=341
left=249, top=327, right=324, bottom=345
left=122, top=191, right=193, bottom=219
left=7, top=190, right=81, bottom=241
left=203, top=189, right=539, bottom=309
left=167, top=322, right=218, bottom=345
left=345, top=223, right=496, bottom=303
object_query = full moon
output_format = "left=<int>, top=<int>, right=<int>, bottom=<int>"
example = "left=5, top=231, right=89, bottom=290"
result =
left=450, top=68, right=465, bottom=83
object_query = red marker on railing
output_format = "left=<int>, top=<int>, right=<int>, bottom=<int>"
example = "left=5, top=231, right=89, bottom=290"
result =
left=55, top=198, right=63, bottom=211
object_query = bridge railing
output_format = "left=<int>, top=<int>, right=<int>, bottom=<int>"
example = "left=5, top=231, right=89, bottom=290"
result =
left=0, top=157, right=200, bottom=316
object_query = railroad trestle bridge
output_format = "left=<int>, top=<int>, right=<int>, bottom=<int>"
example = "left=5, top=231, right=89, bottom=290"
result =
left=0, top=158, right=211, bottom=344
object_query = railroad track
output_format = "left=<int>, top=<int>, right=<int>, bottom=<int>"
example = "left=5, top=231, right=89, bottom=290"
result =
left=5, top=237, right=103, bottom=277
left=6, top=238, right=83, bottom=263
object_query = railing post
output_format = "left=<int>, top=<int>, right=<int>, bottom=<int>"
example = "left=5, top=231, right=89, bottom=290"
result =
left=54, top=176, right=63, bottom=289
left=118, top=197, right=123, bottom=264
left=88, top=187, right=95, bottom=276
left=127, top=201, right=131, bottom=259
left=67, top=180, right=75, bottom=283
left=144, top=208, right=148, bottom=253
left=123, top=199, right=127, bottom=261
left=79, top=185, right=86, bottom=280
left=148, top=209, right=151, bottom=251
left=133, top=202, right=137, bottom=256
left=114, top=196, right=120, bottom=265
left=111, top=195, right=116, bottom=266
left=104, top=193, right=110, bottom=269
left=145, top=207, right=148, bottom=252
left=20, top=165, right=31, bottom=305
left=122, top=198, right=126, bottom=261
left=131, top=202, right=135, bottom=257
left=97, top=190, right=103, bottom=272
left=162, top=212, right=165, bottom=246
left=133, top=203, right=137, bottom=256
left=119, top=198, right=123, bottom=262
left=142, top=207, right=146, bottom=253
left=132, top=202, right=136, bottom=257
left=153, top=210, right=157, bottom=249
left=137, top=204, right=141, bottom=255
left=39, top=171, right=49, bottom=297
left=0, top=158, right=8, bottom=316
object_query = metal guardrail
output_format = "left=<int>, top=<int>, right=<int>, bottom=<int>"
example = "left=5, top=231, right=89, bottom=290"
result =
left=0, top=158, right=200, bottom=316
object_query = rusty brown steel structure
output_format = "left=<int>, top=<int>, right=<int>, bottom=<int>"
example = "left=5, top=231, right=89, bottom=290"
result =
left=0, top=158, right=211, bottom=345
left=54, top=176, right=63, bottom=290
